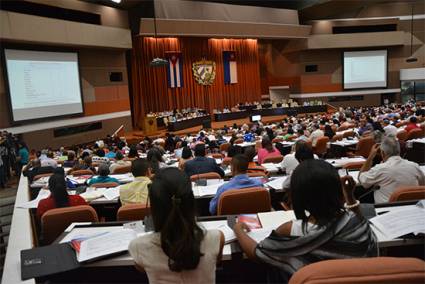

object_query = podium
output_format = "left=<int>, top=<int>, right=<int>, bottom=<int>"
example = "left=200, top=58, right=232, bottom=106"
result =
left=143, top=116, right=157, bottom=135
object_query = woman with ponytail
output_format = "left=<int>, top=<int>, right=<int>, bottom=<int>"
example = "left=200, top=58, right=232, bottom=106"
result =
left=129, top=167, right=224, bottom=284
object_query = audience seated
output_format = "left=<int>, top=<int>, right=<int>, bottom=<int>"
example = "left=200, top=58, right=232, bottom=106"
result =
left=147, top=147, right=166, bottom=175
left=209, top=154, right=263, bottom=215
left=184, top=144, right=225, bottom=178
left=405, top=116, right=421, bottom=133
left=109, top=151, right=131, bottom=173
left=281, top=141, right=317, bottom=175
left=40, top=151, right=58, bottom=168
left=37, top=170, right=87, bottom=219
left=119, top=159, right=151, bottom=206
left=234, top=159, right=377, bottom=282
left=309, top=124, right=324, bottom=147
left=87, top=164, right=119, bottom=186
left=178, top=146, right=193, bottom=170
left=358, top=136, right=425, bottom=203
left=257, top=136, right=281, bottom=164
left=63, top=151, right=76, bottom=168
left=128, top=167, right=224, bottom=283
left=22, top=159, right=55, bottom=182
left=92, top=148, right=110, bottom=165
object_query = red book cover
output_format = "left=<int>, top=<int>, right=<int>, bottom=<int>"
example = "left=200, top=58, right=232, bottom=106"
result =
left=238, top=214, right=262, bottom=229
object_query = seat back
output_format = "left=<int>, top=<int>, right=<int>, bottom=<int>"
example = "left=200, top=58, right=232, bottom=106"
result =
left=272, top=138, right=283, bottom=143
left=355, top=137, right=375, bottom=158
left=33, top=173, right=53, bottom=181
left=117, top=204, right=151, bottom=221
left=389, top=186, right=425, bottom=202
left=343, top=130, right=354, bottom=138
left=397, top=130, right=408, bottom=142
left=111, top=165, right=131, bottom=174
left=222, top=157, right=232, bottom=166
left=331, top=133, right=343, bottom=142
left=262, top=155, right=284, bottom=164
left=41, top=205, right=98, bottom=244
left=217, top=187, right=270, bottom=215
left=289, top=257, right=425, bottom=284
left=190, top=172, right=221, bottom=181
left=234, top=138, right=244, bottom=144
left=91, top=182, right=120, bottom=188
left=313, top=136, right=329, bottom=156
left=219, top=143, right=230, bottom=153
left=209, top=153, right=224, bottom=159
left=247, top=171, right=267, bottom=178
left=407, top=128, right=425, bottom=140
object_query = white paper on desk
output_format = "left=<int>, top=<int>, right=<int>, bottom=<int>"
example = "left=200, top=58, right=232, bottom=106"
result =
left=200, top=221, right=236, bottom=244
left=30, top=176, right=50, bottom=187
left=102, top=186, right=120, bottom=200
left=248, top=228, right=273, bottom=243
left=17, top=189, right=50, bottom=208
left=110, top=173, right=134, bottom=183
left=258, top=211, right=296, bottom=229
left=78, top=229, right=137, bottom=262
left=265, top=176, right=288, bottom=190
left=261, top=163, right=280, bottom=172
left=215, top=159, right=222, bottom=164
left=195, top=184, right=221, bottom=197
left=60, top=226, right=124, bottom=243
left=207, top=179, right=223, bottom=186
left=370, top=206, right=425, bottom=240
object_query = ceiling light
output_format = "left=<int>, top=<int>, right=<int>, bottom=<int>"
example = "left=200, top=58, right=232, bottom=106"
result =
left=111, top=0, right=121, bottom=3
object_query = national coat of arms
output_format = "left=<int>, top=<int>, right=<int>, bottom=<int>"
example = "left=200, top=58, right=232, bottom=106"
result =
left=192, top=60, right=216, bottom=85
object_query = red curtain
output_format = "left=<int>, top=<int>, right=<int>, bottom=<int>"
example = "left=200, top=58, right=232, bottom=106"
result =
left=131, top=37, right=261, bottom=129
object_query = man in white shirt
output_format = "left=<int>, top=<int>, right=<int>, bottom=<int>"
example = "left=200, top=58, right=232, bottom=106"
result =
left=40, top=151, right=58, bottom=168
left=382, top=119, right=398, bottom=137
left=358, top=136, right=425, bottom=203
left=281, top=141, right=318, bottom=175
left=309, top=124, right=324, bottom=147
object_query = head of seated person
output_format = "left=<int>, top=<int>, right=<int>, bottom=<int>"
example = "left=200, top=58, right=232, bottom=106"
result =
left=96, top=149, right=106, bottom=157
left=147, top=147, right=165, bottom=174
left=131, top=158, right=151, bottom=178
left=87, top=163, right=118, bottom=186
left=129, top=167, right=223, bottom=281
left=36, top=172, right=87, bottom=219
left=231, top=154, right=249, bottom=177
left=181, top=147, right=193, bottom=160
left=194, top=143, right=206, bottom=158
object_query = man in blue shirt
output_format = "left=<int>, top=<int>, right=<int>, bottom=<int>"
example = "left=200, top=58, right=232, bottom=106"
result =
left=209, top=154, right=263, bottom=215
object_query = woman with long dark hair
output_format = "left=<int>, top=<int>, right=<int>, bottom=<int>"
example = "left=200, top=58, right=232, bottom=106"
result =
left=37, top=170, right=87, bottom=219
left=234, top=159, right=377, bottom=282
left=147, top=147, right=166, bottom=175
left=129, top=168, right=224, bottom=283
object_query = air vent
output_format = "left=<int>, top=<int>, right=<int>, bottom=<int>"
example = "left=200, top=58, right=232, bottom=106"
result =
left=54, top=122, right=102, bottom=137
left=110, top=72, right=123, bottom=82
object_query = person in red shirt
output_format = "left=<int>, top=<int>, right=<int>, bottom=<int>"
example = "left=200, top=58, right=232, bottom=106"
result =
left=404, top=116, right=420, bottom=133
left=37, top=171, right=87, bottom=219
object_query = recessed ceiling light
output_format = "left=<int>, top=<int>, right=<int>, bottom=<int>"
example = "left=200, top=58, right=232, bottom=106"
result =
left=111, top=0, right=121, bottom=3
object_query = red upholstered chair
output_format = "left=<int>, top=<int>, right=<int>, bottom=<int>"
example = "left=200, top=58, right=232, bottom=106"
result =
left=217, top=187, right=271, bottom=215
left=33, top=173, right=53, bottom=181
left=220, top=143, right=230, bottom=153
left=247, top=171, right=268, bottom=178
left=41, top=205, right=98, bottom=244
left=209, top=153, right=224, bottom=159
left=343, top=130, right=355, bottom=139
left=407, top=128, right=425, bottom=140
left=222, top=157, right=232, bottom=166
left=331, top=133, right=343, bottom=142
left=389, top=186, right=425, bottom=202
left=262, top=155, right=284, bottom=164
left=234, top=138, right=244, bottom=144
left=91, top=182, right=120, bottom=188
left=117, top=204, right=151, bottom=221
left=289, top=257, right=425, bottom=284
left=190, top=172, right=221, bottom=182
left=397, top=130, right=408, bottom=142
left=111, top=165, right=132, bottom=174
left=72, top=169, right=95, bottom=176
left=313, top=136, right=329, bottom=157
left=349, top=137, right=375, bottom=158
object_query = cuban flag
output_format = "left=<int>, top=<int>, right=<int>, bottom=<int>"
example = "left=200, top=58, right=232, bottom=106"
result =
left=166, top=52, right=183, bottom=88
left=223, top=51, right=237, bottom=84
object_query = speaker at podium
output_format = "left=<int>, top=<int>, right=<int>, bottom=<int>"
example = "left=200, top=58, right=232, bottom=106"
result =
left=143, top=116, right=158, bottom=135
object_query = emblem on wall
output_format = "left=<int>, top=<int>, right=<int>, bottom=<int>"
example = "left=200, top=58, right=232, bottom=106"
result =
left=192, top=60, right=216, bottom=85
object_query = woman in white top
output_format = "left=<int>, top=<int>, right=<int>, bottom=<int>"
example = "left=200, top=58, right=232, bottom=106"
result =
left=129, top=167, right=224, bottom=284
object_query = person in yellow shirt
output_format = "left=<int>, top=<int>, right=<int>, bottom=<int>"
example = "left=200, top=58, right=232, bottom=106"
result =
left=119, top=158, right=151, bottom=206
